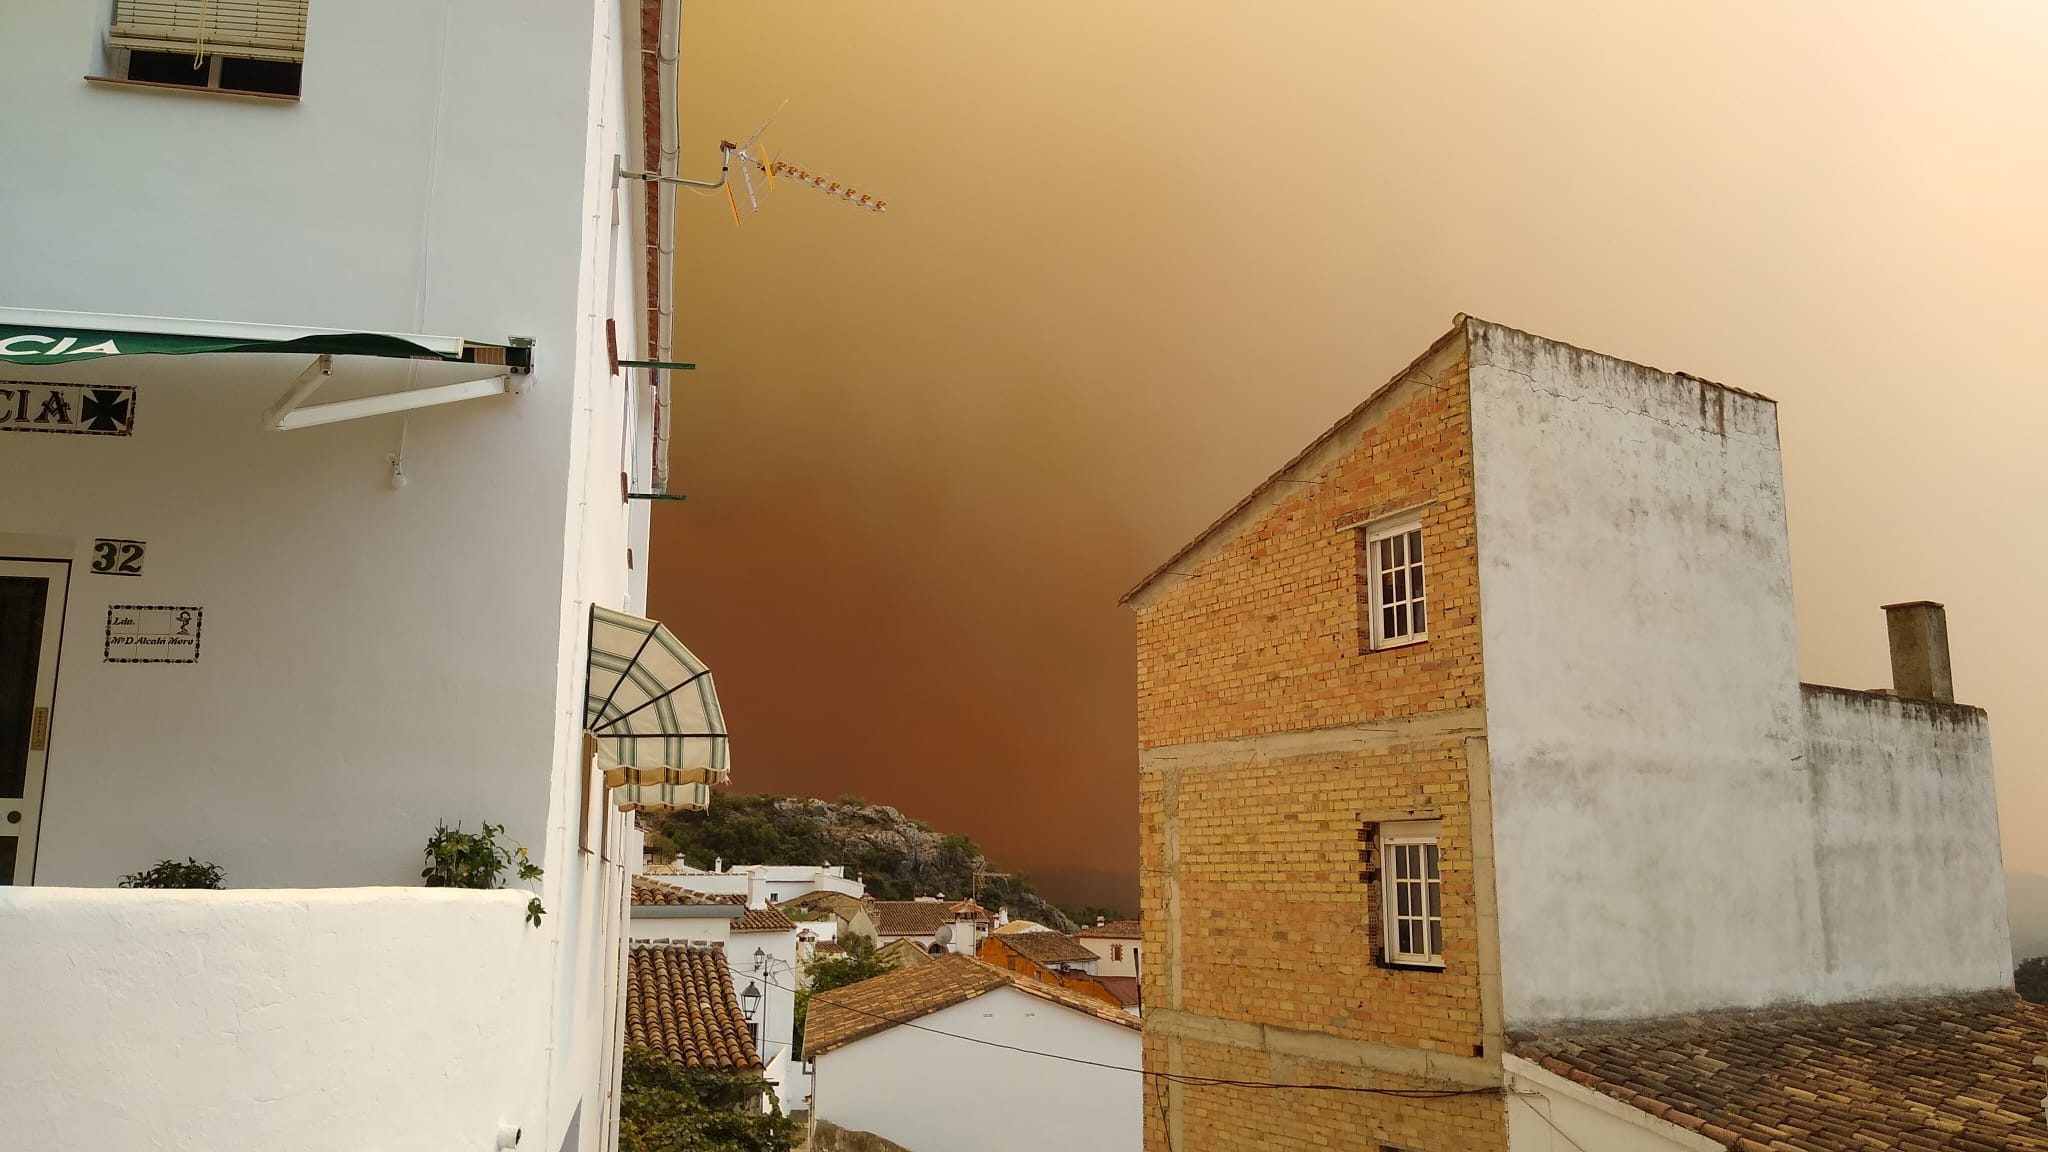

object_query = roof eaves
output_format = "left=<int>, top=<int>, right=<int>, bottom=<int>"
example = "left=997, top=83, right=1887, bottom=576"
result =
left=1119, top=316, right=1470, bottom=608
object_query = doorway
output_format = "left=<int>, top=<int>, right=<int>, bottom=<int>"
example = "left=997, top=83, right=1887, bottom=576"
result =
left=0, top=559, right=67, bottom=885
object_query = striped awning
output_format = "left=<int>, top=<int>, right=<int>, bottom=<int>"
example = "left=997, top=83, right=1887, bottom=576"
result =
left=586, top=606, right=729, bottom=812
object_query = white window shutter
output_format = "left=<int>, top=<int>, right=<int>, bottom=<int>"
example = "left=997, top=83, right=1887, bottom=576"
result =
left=110, top=0, right=309, bottom=63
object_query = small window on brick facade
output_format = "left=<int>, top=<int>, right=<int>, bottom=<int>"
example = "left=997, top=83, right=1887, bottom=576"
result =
left=1379, top=819, right=1443, bottom=967
left=104, top=0, right=309, bottom=98
left=1363, top=515, right=1426, bottom=650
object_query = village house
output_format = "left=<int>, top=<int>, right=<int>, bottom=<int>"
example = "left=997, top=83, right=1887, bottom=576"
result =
left=804, top=955, right=1143, bottom=1152
left=645, top=858, right=866, bottom=906
left=636, top=870, right=805, bottom=1111
left=978, top=927, right=1127, bottom=1012
left=1075, top=918, right=1143, bottom=978
left=624, top=940, right=766, bottom=1108
left=870, top=896, right=994, bottom=955
left=0, top=2, right=732, bottom=1150
left=777, top=887, right=880, bottom=944
left=1124, top=317, right=2041, bottom=1152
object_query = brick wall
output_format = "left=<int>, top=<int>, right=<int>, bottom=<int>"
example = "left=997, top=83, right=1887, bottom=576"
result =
left=1132, top=339, right=1505, bottom=1150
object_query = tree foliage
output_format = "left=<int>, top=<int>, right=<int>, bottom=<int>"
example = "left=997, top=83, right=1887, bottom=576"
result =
left=793, top=932, right=895, bottom=1056
left=642, top=794, right=1077, bottom=930
left=2017, top=955, right=2048, bottom=1004
left=617, top=1047, right=798, bottom=1152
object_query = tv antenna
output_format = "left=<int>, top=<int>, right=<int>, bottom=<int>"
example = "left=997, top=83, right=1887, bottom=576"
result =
left=614, top=106, right=888, bottom=224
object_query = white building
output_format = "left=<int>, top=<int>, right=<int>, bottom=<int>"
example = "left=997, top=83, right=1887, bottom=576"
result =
left=1124, top=317, right=2033, bottom=1152
left=870, top=897, right=993, bottom=955
left=1073, top=918, right=1141, bottom=978
left=805, top=955, right=1143, bottom=1152
left=647, top=860, right=866, bottom=905
left=0, top=3, right=730, bottom=1150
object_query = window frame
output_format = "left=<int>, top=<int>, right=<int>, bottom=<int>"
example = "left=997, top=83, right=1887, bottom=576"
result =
left=1378, top=820, right=1444, bottom=968
left=1364, top=514, right=1428, bottom=651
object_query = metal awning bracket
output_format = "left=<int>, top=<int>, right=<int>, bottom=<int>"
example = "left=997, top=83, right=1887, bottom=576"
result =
left=262, top=354, right=334, bottom=430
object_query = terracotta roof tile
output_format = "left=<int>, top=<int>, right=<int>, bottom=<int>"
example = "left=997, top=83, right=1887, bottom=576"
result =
left=631, top=877, right=745, bottom=908
left=1074, top=920, right=1141, bottom=939
left=780, top=891, right=867, bottom=922
left=625, top=943, right=762, bottom=1072
left=1093, top=975, right=1142, bottom=1010
left=732, top=904, right=796, bottom=933
left=803, top=955, right=1140, bottom=1059
left=1513, top=993, right=2048, bottom=1152
left=868, top=900, right=959, bottom=937
left=993, top=930, right=1099, bottom=967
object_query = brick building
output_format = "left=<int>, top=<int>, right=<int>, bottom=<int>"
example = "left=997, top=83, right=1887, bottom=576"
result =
left=1123, top=317, right=2036, bottom=1151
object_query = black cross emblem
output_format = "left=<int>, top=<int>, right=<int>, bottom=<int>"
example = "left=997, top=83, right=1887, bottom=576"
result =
left=80, top=389, right=131, bottom=434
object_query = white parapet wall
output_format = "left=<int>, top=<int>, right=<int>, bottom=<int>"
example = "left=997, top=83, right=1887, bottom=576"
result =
left=0, top=886, right=550, bottom=1152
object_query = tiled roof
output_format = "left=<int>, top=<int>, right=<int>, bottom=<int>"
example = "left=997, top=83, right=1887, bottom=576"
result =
left=868, top=900, right=958, bottom=937
left=1093, top=975, right=1141, bottom=1010
left=780, top=891, right=868, bottom=922
left=1515, top=993, right=2048, bottom=1152
left=877, top=938, right=937, bottom=969
left=1075, top=920, right=1141, bottom=939
left=994, top=930, right=1099, bottom=967
left=625, top=943, right=762, bottom=1072
left=631, top=878, right=745, bottom=908
left=804, top=955, right=1139, bottom=1059
left=731, top=904, right=797, bottom=933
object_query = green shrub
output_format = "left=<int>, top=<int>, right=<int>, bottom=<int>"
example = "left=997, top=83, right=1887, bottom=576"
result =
left=119, top=858, right=224, bottom=889
left=423, top=821, right=545, bottom=927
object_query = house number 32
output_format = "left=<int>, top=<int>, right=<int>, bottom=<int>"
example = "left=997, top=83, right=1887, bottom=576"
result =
left=91, top=539, right=145, bottom=576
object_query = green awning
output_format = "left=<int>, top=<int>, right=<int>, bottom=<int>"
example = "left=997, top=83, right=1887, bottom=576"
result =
left=0, top=308, right=529, bottom=370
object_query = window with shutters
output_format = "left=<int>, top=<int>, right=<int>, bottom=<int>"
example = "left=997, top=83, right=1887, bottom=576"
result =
left=102, top=1, right=309, bottom=98
left=1361, top=513, right=1427, bottom=651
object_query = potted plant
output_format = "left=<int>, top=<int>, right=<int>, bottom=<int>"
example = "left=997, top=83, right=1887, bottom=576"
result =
left=422, top=821, right=545, bottom=926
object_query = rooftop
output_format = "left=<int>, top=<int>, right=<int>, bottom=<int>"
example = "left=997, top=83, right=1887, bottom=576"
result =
left=1514, top=993, right=2048, bottom=1152
left=803, top=955, right=1140, bottom=1059
left=1092, top=975, right=1142, bottom=1010
left=778, top=890, right=868, bottom=922
left=992, top=930, right=1099, bottom=967
left=1075, top=920, right=1140, bottom=940
left=869, top=900, right=967, bottom=937
left=731, top=904, right=797, bottom=933
left=624, top=943, right=762, bottom=1072
left=630, top=878, right=744, bottom=908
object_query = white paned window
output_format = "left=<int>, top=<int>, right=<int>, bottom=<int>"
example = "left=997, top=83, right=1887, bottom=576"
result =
left=105, top=0, right=308, bottom=97
left=1381, top=821, right=1443, bottom=966
left=1365, top=516, right=1427, bottom=650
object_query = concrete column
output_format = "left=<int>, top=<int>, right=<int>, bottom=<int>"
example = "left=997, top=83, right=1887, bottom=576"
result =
left=1883, top=600, right=1953, bottom=703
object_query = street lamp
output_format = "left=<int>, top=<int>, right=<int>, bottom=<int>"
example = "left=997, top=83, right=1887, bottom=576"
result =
left=740, top=981, right=761, bottom=1024
left=754, top=947, right=767, bottom=973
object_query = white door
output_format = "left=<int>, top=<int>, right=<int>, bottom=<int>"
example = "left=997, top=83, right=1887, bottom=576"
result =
left=0, top=559, right=68, bottom=885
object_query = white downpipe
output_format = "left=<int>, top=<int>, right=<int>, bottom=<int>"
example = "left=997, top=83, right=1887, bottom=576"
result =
left=651, top=0, right=680, bottom=492
left=273, top=374, right=509, bottom=431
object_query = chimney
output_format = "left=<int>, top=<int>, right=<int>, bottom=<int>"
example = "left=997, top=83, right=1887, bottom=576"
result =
left=1883, top=601, right=1953, bottom=703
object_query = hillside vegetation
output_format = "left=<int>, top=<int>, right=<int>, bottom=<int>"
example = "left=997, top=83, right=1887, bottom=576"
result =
left=641, top=794, right=1086, bottom=933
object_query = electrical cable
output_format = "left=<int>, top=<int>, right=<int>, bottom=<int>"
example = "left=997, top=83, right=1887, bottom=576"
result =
left=762, top=972, right=1496, bottom=1099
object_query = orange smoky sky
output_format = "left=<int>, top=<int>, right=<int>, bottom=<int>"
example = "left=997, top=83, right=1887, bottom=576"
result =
left=649, top=1, right=2048, bottom=900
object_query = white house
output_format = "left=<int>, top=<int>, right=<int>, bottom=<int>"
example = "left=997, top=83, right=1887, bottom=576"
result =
left=869, top=897, right=993, bottom=955
left=1073, top=918, right=1141, bottom=978
left=805, top=955, right=1143, bottom=1152
left=646, top=859, right=867, bottom=905
left=0, top=3, right=734, bottom=1150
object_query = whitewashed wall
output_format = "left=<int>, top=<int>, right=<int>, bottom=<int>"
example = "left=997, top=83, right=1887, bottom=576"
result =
left=734, top=924, right=803, bottom=1110
left=1469, top=320, right=1816, bottom=1025
left=0, top=887, right=549, bottom=1152
left=0, top=4, right=653, bottom=1150
left=1467, top=320, right=2013, bottom=1025
left=811, top=985, right=1142, bottom=1152
left=1801, top=686, right=2012, bottom=996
